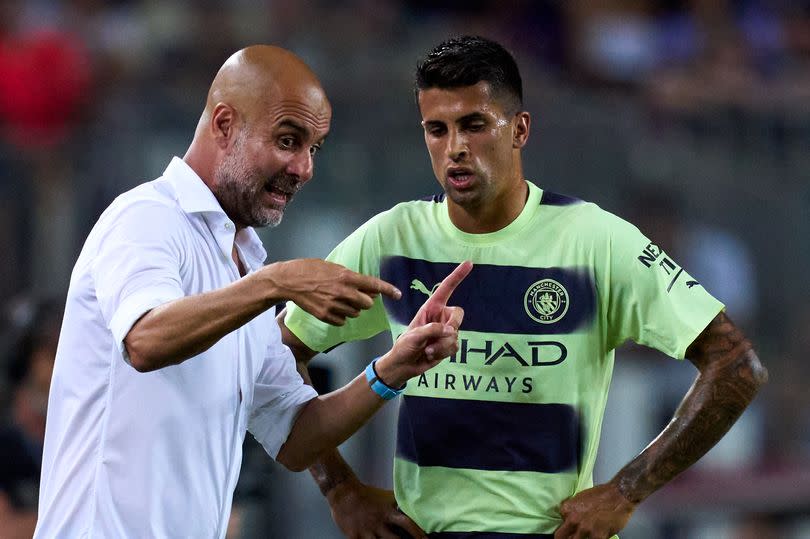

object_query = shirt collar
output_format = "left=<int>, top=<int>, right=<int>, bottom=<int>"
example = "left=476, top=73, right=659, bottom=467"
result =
left=163, top=156, right=223, bottom=215
left=162, top=157, right=268, bottom=271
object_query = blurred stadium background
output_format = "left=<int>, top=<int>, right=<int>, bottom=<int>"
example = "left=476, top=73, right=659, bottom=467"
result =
left=1, top=1, right=808, bottom=538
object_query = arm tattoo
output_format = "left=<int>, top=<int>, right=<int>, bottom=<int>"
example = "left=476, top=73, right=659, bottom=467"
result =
left=310, top=451, right=356, bottom=496
left=613, top=311, right=768, bottom=504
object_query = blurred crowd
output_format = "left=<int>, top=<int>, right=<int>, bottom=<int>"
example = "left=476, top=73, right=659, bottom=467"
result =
left=1, top=1, right=808, bottom=538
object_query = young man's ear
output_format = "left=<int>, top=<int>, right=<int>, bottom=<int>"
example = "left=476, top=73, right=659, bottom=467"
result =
left=513, top=111, right=530, bottom=149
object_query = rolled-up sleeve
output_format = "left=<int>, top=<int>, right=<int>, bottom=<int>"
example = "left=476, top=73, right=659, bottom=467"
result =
left=247, top=333, right=317, bottom=459
left=91, top=200, right=186, bottom=363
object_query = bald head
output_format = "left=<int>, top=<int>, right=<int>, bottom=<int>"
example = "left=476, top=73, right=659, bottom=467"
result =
left=198, top=45, right=330, bottom=135
left=185, top=45, right=331, bottom=230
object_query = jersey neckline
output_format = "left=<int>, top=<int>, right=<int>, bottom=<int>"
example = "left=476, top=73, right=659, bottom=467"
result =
left=437, top=180, right=543, bottom=245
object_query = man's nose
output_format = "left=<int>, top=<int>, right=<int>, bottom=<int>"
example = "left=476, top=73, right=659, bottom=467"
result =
left=286, top=149, right=313, bottom=182
left=447, top=130, right=468, bottom=162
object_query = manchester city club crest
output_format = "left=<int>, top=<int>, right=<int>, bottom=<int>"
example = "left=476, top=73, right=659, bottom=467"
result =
left=524, top=279, right=569, bottom=324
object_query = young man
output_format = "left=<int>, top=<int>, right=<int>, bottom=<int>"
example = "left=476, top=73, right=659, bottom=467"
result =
left=34, top=45, right=469, bottom=539
left=280, top=36, right=767, bottom=539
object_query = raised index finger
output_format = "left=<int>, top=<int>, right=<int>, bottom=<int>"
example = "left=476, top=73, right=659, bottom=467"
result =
left=429, top=261, right=473, bottom=306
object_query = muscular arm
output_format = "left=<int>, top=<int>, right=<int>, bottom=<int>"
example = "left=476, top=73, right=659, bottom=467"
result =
left=556, top=312, right=768, bottom=538
left=611, top=311, right=768, bottom=503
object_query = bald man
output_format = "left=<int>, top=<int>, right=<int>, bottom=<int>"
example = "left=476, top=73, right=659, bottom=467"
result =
left=34, top=45, right=469, bottom=538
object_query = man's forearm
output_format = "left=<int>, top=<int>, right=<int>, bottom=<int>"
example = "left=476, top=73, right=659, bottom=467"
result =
left=124, top=270, right=279, bottom=372
left=277, top=374, right=386, bottom=471
left=612, top=315, right=768, bottom=503
left=296, top=364, right=361, bottom=498
left=126, top=258, right=397, bottom=373
left=285, top=322, right=364, bottom=496
left=310, top=450, right=360, bottom=496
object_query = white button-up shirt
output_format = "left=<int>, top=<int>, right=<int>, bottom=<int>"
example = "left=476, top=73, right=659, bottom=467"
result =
left=35, top=158, right=317, bottom=538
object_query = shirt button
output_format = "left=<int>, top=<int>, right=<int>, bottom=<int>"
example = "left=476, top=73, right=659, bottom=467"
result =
left=224, top=222, right=233, bottom=231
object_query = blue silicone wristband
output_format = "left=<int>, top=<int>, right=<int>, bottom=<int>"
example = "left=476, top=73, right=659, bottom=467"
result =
left=364, top=358, right=405, bottom=400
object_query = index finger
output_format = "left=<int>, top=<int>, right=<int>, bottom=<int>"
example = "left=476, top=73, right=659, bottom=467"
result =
left=353, top=273, right=402, bottom=300
left=429, top=261, right=473, bottom=306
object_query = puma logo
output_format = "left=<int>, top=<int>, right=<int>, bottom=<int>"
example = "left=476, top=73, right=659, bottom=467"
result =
left=410, top=279, right=440, bottom=298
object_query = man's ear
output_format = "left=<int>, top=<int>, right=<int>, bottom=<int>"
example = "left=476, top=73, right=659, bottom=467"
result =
left=211, top=103, right=237, bottom=150
left=513, top=111, right=530, bottom=149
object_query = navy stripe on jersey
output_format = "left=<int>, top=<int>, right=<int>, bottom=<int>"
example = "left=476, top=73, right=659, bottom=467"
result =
left=380, top=257, right=595, bottom=335
left=397, top=396, right=580, bottom=473
left=420, top=193, right=446, bottom=203
left=540, top=190, right=581, bottom=206
left=430, top=533, right=553, bottom=539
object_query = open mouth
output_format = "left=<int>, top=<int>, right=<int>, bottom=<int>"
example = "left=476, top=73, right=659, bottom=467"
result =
left=264, top=182, right=295, bottom=205
left=447, top=168, right=475, bottom=189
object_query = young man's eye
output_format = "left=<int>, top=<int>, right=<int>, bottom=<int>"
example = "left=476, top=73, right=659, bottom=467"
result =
left=466, top=123, right=485, bottom=132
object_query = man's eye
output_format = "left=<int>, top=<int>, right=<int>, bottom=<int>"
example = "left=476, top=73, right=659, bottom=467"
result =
left=466, top=123, right=485, bottom=132
left=279, top=136, right=296, bottom=149
left=427, top=127, right=445, bottom=137
left=309, top=145, right=321, bottom=156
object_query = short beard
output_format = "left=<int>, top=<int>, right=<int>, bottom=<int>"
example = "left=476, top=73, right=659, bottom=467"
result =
left=213, top=131, right=285, bottom=229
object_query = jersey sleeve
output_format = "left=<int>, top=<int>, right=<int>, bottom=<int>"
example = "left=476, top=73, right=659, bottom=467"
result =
left=284, top=216, right=391, bottom=353
left=602, top=213, right=724, bottom=359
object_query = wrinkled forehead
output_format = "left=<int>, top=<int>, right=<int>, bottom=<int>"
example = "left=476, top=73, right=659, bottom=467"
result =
left=254, top=80, right=331, bottom=137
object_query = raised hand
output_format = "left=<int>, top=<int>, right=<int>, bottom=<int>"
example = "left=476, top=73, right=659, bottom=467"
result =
left=264, top=258, right=401, bottom=325
left=409, top=260, right=471, bottom=331
left=375, top=261, right=472, bottom=387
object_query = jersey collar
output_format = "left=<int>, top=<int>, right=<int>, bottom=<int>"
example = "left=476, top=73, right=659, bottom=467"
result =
left=439, top=180, right=543, bottom=245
